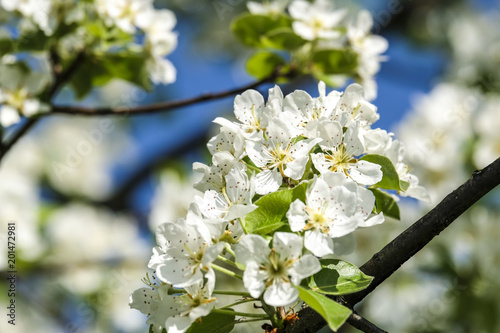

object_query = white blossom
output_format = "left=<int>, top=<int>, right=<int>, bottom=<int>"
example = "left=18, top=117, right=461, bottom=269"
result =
left=235, top=232, right=321, bottom=306
left=246, top=117, right=321, bottom=194
left=289, top=0, right=347, bottom=41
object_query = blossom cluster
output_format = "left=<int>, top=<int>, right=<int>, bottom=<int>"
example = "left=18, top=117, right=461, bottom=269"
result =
left=239, top=0, right=387, bottom=100
left=0, top=0, right=177, bottom=127
left=131, top=82, right=428, bottom=332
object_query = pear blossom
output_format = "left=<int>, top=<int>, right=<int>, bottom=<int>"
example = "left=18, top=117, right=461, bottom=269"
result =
left=246, top=117, right=321, bottom=194
left=195, top=167, right=257, bottom=222
left=247, top=0, right=289, bottom=15
left=192, top=151, right=241, bottom=192
left=207, top=121, right=246, bottom=159
left=214, top=86, right=283, bottom=141
left=283, top=81, right=342, bottom=137
left=335, top=83, right=380, bottom=130
left=289, top=0, right=347, bottom=41
left=347, top=11, right=388, bottom=100
left=1, top=0, right=54, bottom=35
left=148, top=219, right=224, bottom=289
left=95, top=0, right=152, bottom=33
left=287, top=173, right=382, bottom=256
left=234, top=232, right=321, bottom=306
left=130, top=279, right=216, bottom=333
left=312, top=122, right=383, bottom=185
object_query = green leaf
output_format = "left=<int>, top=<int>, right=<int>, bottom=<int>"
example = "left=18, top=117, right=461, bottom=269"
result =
left=368, top=188, right=400, bottom=220
left=231, top=13, right=291, bottom=48
left=104, top=53, right=151, bottom=90
left=312, top=49, right=358, bottom=75
left=308, top=259, right=373, bottom=295
left=262, top=28, right=306, bottom=50
left=245, top=182, right=308, bottom=235
left=69, top=52, right=151, bottom=99
left=360, top=154, right=404, bottom=191
left=69, top=57, right=110, bottom=99
left=246, top=51, right=286, bottom=80
left=16, top=29, right=50, bottom=52
left=296, top=286, right=352, bottom=332
left=186, top=309, right=235, bottom=333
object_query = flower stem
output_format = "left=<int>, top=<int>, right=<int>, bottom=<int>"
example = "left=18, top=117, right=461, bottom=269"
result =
left=222, top=298, right=256, bottom=309
left=212, top=290, right=251, bottom=297
left=217, top=255, right=238, bottom=268
left=235, top=318, right=271, bottom=324
left=224, top=243, right=236, bottom=258
left=238, top=217, right=249, bottom=235
left=211, top=263, right=243, bottom=280
left=212, top=309, right=269, bottom=319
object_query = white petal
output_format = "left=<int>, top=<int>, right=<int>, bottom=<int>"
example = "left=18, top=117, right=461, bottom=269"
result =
left=349, top=160, right=382, bottom=185
left=243, top=261, right=267, bottom=298
left=273, top=232, right=303, bottom=261
left=264, top=281, right=299, bottom=306
left=304, top=229, right=334, bottom=257
left=255, top=169, right=282, bottom=195
left=289, top=253, right=321, bottom=285
left=359, top=212, right=385, bottom=227
left=234, top=234, right=270, bottom=265
left=286, top=199, right=308, bottom=232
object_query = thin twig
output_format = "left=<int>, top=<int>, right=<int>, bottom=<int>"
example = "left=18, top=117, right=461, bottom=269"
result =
left=346, top=312, right=388, bottom=333
left=288, top=156, right=500, bottom=332
left=49, top=69, right=285, bottom=116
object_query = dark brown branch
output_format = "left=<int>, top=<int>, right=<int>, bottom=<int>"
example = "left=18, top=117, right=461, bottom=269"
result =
left=288, top=156, right=500, bottom=333
left=346, top=312, right=388, bottom=333
left=49, top=69, right=286, bottom=116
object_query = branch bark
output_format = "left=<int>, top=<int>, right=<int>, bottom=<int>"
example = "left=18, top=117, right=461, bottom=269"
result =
left=49, top=69, right=285, bottom=116
left=288, top=156, right=500, bottom=333
left=346, top=312, right=388, bottom=333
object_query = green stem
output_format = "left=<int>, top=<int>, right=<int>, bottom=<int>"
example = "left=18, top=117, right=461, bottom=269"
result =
left=238, top=217, right=249, bottom=235
left=211, top=263, right=243, bottom=280
left=224, top=243, right=236, bottom=258
left=212, top=290, right=251, bottom=297
left=222, top=298, right=256, bottom=309
left=243, top=161, right=261, bottom=173
left=212, top=309, right=269, bottom=319
left=235, top=318, right=271, bottom=324
left=260, top=297, right=280, bottom=328
left=217, top=255, right=238, bottom=268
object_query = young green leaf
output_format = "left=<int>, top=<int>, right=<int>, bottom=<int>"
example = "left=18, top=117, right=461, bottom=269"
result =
left=296, top=285, right=352, bottom=332
left=360, top=154, right=404, bottom=191
left=245, top=181, right=308, bottom=235
left=312, top=49, right=358, bottom=75
left=186, top=309, right=235, bottom=333
left=369, top=188, right=400, bottom=220
left=262, top=28, right=306, bottom=50
left=231, top=13, right=291, bottom=48
left=308, top=259, right=374, bottom=295
left=246, top=51, right=285, bottom=80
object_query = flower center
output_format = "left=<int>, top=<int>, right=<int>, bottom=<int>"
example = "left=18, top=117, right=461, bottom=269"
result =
left=325, top=144, right=357, bottom=175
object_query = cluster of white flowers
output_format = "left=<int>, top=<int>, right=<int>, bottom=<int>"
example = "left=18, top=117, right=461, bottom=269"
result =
left=247, top=0, right=387, bottom=100
left=95, top=0, right=178, bottom=84
left=0, top=54, right=52, bottom=127
left=0, top=0, right=178, bottom=127
left=131, top=82, right=428, bottom=332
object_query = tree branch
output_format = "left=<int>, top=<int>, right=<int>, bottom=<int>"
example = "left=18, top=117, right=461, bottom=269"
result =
left=49, top=68, right=287, bottom=116
left=288, top=156, right=500, bottom=333
left=346, top=312, right=388, bottom=333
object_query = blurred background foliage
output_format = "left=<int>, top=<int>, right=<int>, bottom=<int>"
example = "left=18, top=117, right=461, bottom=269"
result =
left=1, top=0, right=500, bottom=332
